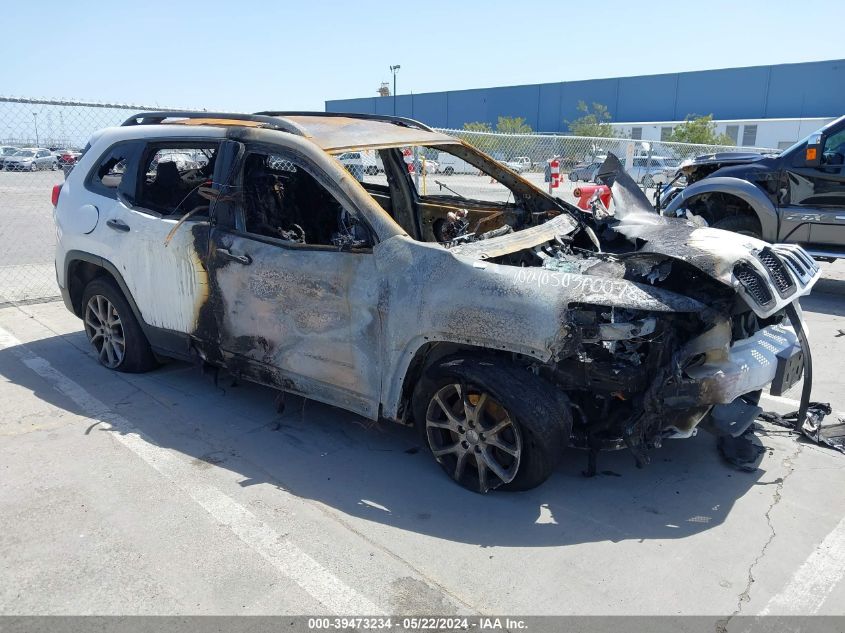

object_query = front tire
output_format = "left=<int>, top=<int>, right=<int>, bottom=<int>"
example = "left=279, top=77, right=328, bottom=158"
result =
left=81, top=277, right=158, bottom=373
left=413, top=357, right=571, bottom=493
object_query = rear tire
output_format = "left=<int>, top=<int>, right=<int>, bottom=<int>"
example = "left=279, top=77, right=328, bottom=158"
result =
left=711, top=214, right=762, bottom=239
left=413, top=356, right=571, bottom=493
left=81, top=277, right=158, bottom=373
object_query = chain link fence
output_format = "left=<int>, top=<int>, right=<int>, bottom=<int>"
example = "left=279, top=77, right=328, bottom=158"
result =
left=0, top=96, right=778, bottom=304
left=436, top=127, right=776, bottom=194
left=0, top=97, right=179, bottom=304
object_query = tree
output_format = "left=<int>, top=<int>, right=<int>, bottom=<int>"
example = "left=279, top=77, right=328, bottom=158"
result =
left=567, top=101, right=615, bottom=138
left=463, top=121, right=493, bottom=132
left=461, top=121, right=497, bottom=154
left=668, top=114, right=734, bottom=145
left=495, top=116, right=533, bottom=134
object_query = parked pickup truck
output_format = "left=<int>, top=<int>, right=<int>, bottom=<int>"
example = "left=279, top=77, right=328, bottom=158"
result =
left=503, top=156, right=532, bottom=172
left=660, top=115, right=845, bottom=260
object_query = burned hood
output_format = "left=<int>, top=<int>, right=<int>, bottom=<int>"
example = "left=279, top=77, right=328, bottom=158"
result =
left=598, top=153, right=768, bottom=285
left=600, top=155, right=820, bottom=317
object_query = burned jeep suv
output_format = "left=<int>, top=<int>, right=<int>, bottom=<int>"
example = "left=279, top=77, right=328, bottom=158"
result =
left=53, top=111, right=819, bottom=493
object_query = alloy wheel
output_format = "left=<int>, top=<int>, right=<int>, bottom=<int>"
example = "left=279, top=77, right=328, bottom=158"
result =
left=84, top=294, right=126, bottom=369
left=425, top=383, right=522, bottom=492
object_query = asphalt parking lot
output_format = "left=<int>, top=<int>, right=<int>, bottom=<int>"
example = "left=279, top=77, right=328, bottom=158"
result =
left=1, top=280, right=844, bottom=617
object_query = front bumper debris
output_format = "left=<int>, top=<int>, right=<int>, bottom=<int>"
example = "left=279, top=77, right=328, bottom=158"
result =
left=679, top=322, right=802, bottom=406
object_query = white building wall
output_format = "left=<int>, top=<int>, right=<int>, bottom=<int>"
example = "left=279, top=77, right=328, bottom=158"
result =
left=610, top=117, right=835, bottom=149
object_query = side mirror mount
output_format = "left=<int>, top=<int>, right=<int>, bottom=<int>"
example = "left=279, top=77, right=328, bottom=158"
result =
left=804, top=133, right=823, bottom=167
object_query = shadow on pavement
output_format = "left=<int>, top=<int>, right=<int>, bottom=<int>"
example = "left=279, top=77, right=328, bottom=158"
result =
left=0, top=332, right=767, bottom=548
left=801, top=291, right=845, bottom=318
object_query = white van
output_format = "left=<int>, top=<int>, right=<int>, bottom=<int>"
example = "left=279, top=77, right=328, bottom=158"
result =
left=436, top=152, right=481, bottom=175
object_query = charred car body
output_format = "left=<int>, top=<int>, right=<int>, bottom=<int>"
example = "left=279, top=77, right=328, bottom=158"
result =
left=660, top=115, right=845, bottom=260
left=53, top=111, right=819, bottom=493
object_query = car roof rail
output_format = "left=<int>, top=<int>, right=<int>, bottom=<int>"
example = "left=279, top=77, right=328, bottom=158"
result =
left=254, top=111, right=435, bottom=133
left=121, top=111, right=307, bottom=136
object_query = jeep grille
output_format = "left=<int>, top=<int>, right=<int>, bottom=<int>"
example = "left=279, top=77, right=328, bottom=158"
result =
left=734, top=265, right=774, bottom=307
left=758, top=248, right=794, bottom=294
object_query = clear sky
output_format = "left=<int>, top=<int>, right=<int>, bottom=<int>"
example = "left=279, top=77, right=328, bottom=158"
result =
left=2, top=0, right=843, bottom=112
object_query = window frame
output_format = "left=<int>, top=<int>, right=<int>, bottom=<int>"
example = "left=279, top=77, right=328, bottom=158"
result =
left=129, top=139, right=222, bottom=219
left=219, top=142, right=378, bottom=254
left=84, top=139, right=144, bottom=200
left=742, top=125, right=758, bottom=147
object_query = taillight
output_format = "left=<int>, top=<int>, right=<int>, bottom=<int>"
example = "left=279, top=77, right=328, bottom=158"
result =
left=51, top=184, right=62, bottom=207
left=573, top=187, right=581, bottom=197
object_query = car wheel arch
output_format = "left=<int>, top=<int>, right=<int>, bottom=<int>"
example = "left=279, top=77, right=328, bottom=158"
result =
left=65, top=251, right=146, bottom=328
left=391, top=339, right=543, bottom=424
left=665, top=177, right=778, bottom=241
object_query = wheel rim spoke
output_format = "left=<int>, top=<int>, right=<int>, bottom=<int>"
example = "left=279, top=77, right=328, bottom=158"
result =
left=432, top=443, right=461, bottom=458
left=454, top=450, right=468, bottom=480
left=486, top=436, right=519, bottom=457
left=474, top=452, right=489, bottom=492
left=432, top=392, right=462, bottom=428
left=481, top=447, right=513, bottom=482
left=485, top=417, right=512, bottom=436
left=463, top=391, right=487, bottom=424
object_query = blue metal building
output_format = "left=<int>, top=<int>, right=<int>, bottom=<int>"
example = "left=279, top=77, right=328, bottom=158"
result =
left=325, top=59, right=844, bottom=133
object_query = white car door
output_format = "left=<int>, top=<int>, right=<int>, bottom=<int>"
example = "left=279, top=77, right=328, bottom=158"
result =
left=107, top=140, right=221, bottom=334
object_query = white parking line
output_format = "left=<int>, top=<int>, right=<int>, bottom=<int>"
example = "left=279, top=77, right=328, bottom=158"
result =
left=0, top=325, right=384, bottom=615
left=759, top=514, right=845, bottom=615
left=759, top=393, right=801, bottom=409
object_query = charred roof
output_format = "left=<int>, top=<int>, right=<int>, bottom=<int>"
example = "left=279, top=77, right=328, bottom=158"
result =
left=122, top=110, right=457, bottom=152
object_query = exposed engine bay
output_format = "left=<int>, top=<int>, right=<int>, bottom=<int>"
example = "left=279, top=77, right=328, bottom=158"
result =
left=432, top=154, right=820, bottom=469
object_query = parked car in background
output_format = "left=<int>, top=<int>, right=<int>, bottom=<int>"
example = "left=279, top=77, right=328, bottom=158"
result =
left=0, top=146, right=20, bottom=169
left=56, top=148, right=82, bottom=166
left=437, top=152, right=480, bottom=175
left=4, top=148, right=58, bottom=171
left=148, top=150, right=200, bottom=172
left=568, top=160, right=603, bottom=182
left=628, top=156, right=680, bottom=187
left=503, top=156, right=532, bottom=172
left=337, top=150, right=383, bottom=179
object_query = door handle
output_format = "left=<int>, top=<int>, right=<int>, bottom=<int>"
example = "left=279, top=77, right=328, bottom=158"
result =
left=218, top=248, right=252, bottom=265
left=106, top=218, right=130, bottom=232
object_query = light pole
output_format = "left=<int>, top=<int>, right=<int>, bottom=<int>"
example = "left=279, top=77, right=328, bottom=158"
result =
left=32, top=112, right=39, bottom=147
left=389, top=65, right=400, bottom=115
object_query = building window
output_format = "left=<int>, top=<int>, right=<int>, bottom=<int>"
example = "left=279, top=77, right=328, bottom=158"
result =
left=742, top=125, right=758, bottom=147
left=725, top=125, right=739, bottom=144
left=660, top=126, right=672, bottom=141
left=631, top=127, right=642, bottom=140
